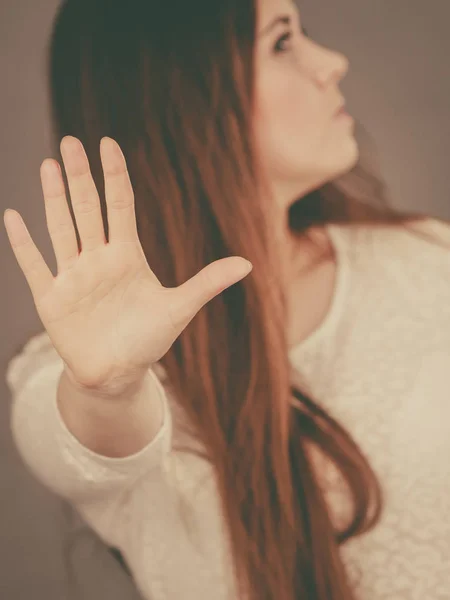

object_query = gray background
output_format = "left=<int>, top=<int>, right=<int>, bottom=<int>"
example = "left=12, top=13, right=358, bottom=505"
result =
left=1, top=0, right=449, bottom=598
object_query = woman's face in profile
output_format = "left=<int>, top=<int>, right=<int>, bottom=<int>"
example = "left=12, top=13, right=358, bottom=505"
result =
left=253, top=0, right=360, bottom=204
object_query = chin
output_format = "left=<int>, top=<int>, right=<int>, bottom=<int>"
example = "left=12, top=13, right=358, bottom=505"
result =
left=271, top=139, right=360, bottom=202
left=344, top=135, right=360, bottom=166
left=323, top=137, right=360, bottom=181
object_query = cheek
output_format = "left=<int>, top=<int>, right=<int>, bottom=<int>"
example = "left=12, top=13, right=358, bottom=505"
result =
left=254, top=73, right=324, bottom=152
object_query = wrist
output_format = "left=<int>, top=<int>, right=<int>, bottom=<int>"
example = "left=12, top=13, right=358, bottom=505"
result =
left=61, top=366, right=149, bottom=402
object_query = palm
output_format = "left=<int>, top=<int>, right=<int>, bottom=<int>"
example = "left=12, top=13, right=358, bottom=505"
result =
left=4, top=136, right=252, bottom=394
left=37, top=241, right=177, bottom=387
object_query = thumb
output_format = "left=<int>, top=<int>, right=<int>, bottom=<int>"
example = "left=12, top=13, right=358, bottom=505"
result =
left=167, top=257, right=253, bottom=331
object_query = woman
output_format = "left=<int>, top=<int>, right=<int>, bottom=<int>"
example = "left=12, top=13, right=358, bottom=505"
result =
left=4, top=0, right=450, bottom=598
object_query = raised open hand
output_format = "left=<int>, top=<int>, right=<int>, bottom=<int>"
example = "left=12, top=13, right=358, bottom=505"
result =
left=4, top=136, right=252, bottom=395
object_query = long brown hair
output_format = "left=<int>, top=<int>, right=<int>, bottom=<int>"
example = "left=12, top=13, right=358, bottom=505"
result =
left=47, top=1, right=440, bottom=598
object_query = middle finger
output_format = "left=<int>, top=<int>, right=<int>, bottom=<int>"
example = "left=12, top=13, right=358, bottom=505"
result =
left=60, top=136, right=106, bottom=252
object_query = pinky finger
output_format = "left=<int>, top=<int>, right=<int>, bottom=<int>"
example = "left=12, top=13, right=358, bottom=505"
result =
left=4, top=209, right=54, bottom=303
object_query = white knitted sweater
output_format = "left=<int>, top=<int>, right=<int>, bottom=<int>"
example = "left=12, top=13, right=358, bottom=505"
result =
left=6, top=218, right=450, bottom=600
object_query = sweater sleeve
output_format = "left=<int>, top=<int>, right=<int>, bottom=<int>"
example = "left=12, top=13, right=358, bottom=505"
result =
left=5, top=330, right=173, bottom=546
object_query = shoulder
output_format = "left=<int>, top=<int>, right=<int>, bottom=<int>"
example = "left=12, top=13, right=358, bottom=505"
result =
left=356, top=215, right=450, bottom=266
left=332, top=216, right=450, bottom=312
left=399, top=215, right=450, bottom=249
left=354, top=216, right=450, bottom=304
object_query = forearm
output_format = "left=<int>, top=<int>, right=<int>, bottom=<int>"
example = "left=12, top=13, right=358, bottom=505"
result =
left=56, top=368, right=164, bottom=458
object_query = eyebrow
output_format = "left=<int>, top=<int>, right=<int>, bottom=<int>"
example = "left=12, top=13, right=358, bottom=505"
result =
left=259, top=14, right=308, bottom=38
left=259, top=15, right=292, bottom=37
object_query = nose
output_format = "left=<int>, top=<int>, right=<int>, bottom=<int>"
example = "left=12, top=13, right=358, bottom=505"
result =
left=306, top=42, right=350, bottom=87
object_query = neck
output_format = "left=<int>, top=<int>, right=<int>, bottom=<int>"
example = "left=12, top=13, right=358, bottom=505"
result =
left=276, top=212, right=334, bottom=291
left=269, top=182, right=334, bottom=286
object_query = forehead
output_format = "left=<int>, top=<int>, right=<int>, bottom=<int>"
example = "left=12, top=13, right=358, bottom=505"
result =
left=257, top=0, right=297, bottom=26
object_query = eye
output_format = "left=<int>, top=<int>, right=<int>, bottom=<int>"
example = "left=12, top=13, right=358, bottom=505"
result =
left=274, top=31, right=293, bottom=54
